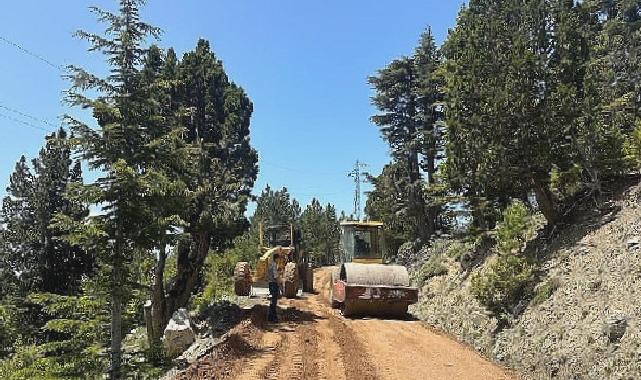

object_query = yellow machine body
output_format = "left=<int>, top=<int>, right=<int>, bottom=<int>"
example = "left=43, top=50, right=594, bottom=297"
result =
left=234, top=223, right=313, bottom=297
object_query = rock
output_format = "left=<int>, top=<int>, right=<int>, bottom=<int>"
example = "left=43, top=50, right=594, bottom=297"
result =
left=626, top=238, right=639, bottom=249
left=174, top=337, right=221, bottom=369
left=603, top=316, right=628, bottom=344
left=163, top=308, right=196, bottom=358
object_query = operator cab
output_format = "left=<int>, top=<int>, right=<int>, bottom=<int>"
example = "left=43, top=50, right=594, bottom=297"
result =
left=339, top=221, right=384, bottom=264
left=263, top=224, right=295, bottom=248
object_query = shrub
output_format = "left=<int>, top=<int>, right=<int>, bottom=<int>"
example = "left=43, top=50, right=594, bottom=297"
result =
left=495, top=200, right=531, bottom=255
left=550, top=164, right=582, bottom=200
left=192, top=251, right=238, bottom=313
left=532, top=278, right=560, bottom=306
left=414, top=254, right=448, bottom=285
left=624, top=122, right=641, bottom=169
left=470, top=253, right=534, bottom=319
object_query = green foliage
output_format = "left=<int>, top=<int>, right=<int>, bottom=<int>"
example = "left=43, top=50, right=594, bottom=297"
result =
left=300, top=199, right=340, bottom=266
left=550, top=164, right=583, bottom=200
left=412, top=239, right=476, bottom=286
left=532, top=278, right=561, bottom=306
left=414, top=254, right=448, bottom=286
left=365, top=161, right=412, bottom=256
left=495, top=201, right=534, bottom=255
left=471, top=200, right=539, bottom=319
left=0, top=302, right=19, bottom=358
left=368, top=28, right=444, bottom=242
left=0, top=292, right=108, bottom=379
left=624, top=122, right=641, bottom=169
left=0, top=129, right=90, bottom=296
left=252, top=186, right=301, bottom=227
left=471, top=254, right=534, bottom=320
left=192, top=252, right=239, bottom=313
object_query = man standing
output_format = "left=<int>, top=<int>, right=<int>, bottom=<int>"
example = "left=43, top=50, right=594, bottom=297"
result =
left=267, top=253, right=280, bottom=322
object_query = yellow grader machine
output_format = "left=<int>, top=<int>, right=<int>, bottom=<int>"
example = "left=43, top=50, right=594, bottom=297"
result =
left=233, top=223, right=313, bottom=298
left=330, top=221, right=418, bottom=317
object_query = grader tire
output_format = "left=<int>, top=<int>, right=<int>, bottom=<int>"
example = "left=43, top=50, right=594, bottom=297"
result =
left=233, top=262, right=251, bottom=296
left=283, top=262, right=299, bottom=298
left=302, top=263, right=314, bottom=293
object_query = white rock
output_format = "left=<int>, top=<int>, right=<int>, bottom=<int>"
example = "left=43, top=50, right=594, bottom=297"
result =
left=163, top=308, right=196, bottom=358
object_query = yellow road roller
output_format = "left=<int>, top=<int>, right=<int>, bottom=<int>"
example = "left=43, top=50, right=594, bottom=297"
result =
left=330, top=221, right=418, bottom=317
left=234, top=223, right=313, bottom=298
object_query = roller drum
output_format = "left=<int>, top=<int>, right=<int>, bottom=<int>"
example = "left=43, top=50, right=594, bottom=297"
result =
left=340, top=263, right=410, bottom=287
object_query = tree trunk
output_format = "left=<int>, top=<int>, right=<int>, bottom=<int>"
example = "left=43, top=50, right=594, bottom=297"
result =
left=531, top=176, right=560, bottom=224
left=407, top=149, right=433, bottom=242
left=149, top=230, right=212, bottom=343
left=148, top=245, right=168, bottom=345
left=110, top=261, right=123, bottom=380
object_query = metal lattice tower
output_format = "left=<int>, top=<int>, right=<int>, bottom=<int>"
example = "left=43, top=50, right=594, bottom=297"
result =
left=348, top=160, right=369, bottom=221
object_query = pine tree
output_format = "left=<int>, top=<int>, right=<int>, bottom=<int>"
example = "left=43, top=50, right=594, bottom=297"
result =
left=370, top=57, right=433, bottom=242
left=365, top=161, right=411, bottom=256
left=1, top=130, right=90, bottom=295
left=63, top=1, right=162, bottom=377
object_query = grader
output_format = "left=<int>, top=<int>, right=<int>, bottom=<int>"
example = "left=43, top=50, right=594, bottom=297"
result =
left=233, top=223, right=313, bottom=298
left=330, top=221, right=418, bottom=317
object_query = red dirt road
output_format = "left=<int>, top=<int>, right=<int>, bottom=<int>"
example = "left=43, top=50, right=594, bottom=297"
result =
left=172, top=268, right=515, bottom=380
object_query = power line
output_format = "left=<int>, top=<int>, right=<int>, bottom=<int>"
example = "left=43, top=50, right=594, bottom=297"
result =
left=0, top=111, right=56, bottom=133
left=0, top=103, right=59, bottom=130
left=0, top=35, right=65, bottom=71
left=261, top=160, right=338, bottom=177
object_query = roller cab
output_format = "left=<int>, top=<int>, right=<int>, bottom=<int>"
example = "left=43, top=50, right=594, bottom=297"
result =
left=331, top=221, right=418, bottom=317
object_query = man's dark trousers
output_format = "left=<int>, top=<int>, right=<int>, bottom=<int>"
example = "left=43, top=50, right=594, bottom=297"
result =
left=268, top=281, right=279, bottom=322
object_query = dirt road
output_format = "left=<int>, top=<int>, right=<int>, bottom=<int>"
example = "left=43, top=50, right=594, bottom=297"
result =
left=173, top=268, right=515, bottom=380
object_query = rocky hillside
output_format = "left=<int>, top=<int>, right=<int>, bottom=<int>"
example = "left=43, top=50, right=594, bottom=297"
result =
left=412, top=177, right=641, bottom=380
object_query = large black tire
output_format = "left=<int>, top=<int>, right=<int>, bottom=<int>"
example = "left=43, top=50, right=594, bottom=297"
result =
left=283, top=262, right=299, bottom=298
left=302, top=263, right=314, bottom=293
left=233, top=262, right=251, bottom=296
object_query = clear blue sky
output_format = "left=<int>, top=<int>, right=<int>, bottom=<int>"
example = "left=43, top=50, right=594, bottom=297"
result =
left=0, top=0, right=461, bottom=216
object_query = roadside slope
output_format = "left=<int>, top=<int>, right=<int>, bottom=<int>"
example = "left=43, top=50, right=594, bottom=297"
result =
left=415, top=178, right=641, bottom=379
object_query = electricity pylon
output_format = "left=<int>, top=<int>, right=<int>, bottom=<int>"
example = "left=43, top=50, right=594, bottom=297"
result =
left=348, top=160, right=370, bottom=221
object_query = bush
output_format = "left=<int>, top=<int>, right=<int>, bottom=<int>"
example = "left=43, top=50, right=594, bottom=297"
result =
left=470, top=254, right=534, bottom=320
left=624, top=122, right=641, bottom=169
left=414, top=254, right=448, bottom=285
left=192, top=251, right=238, bottom=313
left=532, top=278, right=560, bottom=306
left=471, top=200, right=539, bottom=320
left=495, top=200, right=531, bottom=255
left=0, top=302, right=18, bottom=358
left=550, top=164, right=582, bottom=200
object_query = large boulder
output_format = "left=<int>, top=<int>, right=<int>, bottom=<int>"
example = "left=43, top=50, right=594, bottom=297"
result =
left=163, top=308, right=196, bottom=358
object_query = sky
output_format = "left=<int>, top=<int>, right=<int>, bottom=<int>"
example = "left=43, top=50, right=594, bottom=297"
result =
left=0, top=0, right=462, bottom=216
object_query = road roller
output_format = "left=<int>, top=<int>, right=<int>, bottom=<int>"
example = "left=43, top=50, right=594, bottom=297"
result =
left=330, top=221, right=418, bottom=317
left=233, top=223, right=313, bottom=298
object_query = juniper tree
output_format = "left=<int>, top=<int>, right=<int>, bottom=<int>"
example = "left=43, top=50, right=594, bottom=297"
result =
left=146, top=39, right=257, bottom=346
left=443, top=0, right=566, bottom=223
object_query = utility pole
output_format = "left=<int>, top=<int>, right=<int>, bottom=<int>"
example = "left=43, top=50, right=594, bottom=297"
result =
left=348, top=160, right=369, bottom=221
